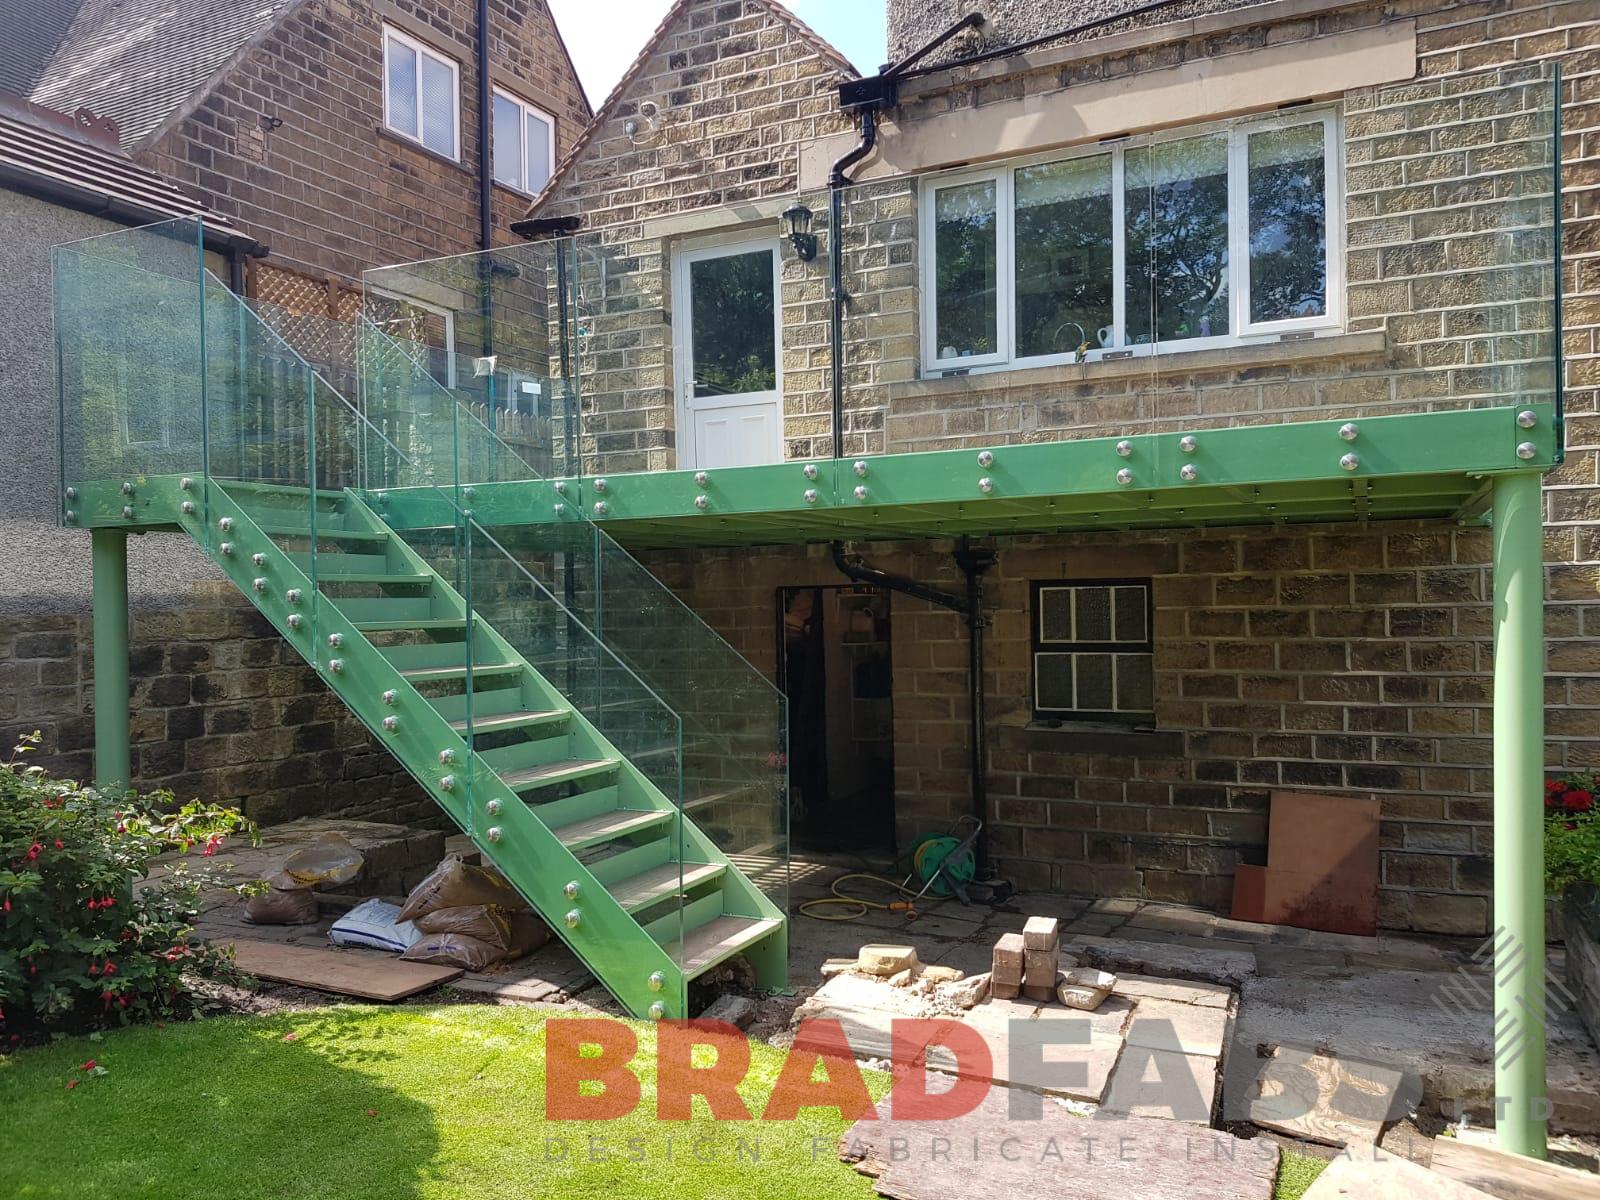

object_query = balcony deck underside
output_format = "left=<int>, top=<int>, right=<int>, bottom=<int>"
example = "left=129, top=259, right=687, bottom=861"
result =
left=68, top=406, right=1558, bottom=548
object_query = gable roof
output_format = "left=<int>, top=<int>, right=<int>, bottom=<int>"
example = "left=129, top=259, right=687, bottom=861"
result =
left=21, top=0, right=303, bottom=150
left=0, top=92, right=260, bottom=251
left=520, top=0, right=857, bottom=220
left=0, top=0, right=90, bottom=96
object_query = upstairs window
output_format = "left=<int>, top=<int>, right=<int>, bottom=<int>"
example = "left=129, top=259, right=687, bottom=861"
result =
left=493, top=90, right=555, bottom=195
left=1031, top=580, right=1154, bottom=724
left=383, top=26, right=459, bottom=160
left=921, top=110, right=1339, bottom=372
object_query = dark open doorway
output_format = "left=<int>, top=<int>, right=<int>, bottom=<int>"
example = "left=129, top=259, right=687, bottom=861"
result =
left=778, top=585, right=895, bottom=855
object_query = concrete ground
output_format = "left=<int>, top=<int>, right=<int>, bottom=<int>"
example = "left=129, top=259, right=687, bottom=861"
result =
left=184, top=828, right=1600, bottom=1140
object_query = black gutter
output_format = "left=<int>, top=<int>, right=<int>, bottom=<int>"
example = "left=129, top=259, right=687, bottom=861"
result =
left=1, top=165, right=268, bottom=261
left=833, top=539, right=997, bottom=869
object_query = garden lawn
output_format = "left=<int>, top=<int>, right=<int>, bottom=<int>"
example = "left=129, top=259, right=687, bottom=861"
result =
left=0, top=1004, right=886, bottom=1200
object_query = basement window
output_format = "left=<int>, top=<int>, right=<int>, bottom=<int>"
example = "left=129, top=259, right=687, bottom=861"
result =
left=383, top=26, right=460, bottom=160
left=920, top=109, right=1340, bottom=373
left=1031, top=580, right=1154, bottom=724
left=493, top=89, right=555, bottom=195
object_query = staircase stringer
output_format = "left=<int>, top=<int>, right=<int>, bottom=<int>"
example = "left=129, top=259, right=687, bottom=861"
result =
left=184, top=478, right=693, bottom=1018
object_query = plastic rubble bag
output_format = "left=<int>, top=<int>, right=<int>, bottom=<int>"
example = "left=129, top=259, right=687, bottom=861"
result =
left=397, top=857, right=526, bottom=923
left=400, top=932, right=506, bottom=971
left=269, top=832, right=365, bottom=890
left=243, top=884, right=319, bottom=925
left=328, top=898, right=424, bottom=953
left=413, top=905, right=550, bottom=957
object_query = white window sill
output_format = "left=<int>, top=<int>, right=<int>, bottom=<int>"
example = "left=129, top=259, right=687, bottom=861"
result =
left=893, top=329, right=1388, bottom=402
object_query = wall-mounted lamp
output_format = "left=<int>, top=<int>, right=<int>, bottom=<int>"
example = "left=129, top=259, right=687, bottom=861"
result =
left=781, top=204, right=817, bottom=262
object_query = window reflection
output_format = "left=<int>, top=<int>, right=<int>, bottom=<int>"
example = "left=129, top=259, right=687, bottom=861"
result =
left=1014, top=155, right=1114, bottom=358
left=1124, top=134, right=1230, bottom=344
left=1249, top=123, right=1328, bottom=323
left=933, top=180, right=998, bottom=358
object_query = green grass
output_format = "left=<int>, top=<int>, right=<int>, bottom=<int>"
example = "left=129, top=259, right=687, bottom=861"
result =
left=1273, top=1149, right=1328, bottom=1200
left=0, top=1005, right=886, bottom=1200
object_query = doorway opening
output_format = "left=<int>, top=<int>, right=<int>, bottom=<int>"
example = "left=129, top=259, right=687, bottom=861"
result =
left=778, top=584, right=895, bottom=855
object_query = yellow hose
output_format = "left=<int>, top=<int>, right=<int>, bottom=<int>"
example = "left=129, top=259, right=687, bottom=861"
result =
left=797, top=871, right=941, bottom=922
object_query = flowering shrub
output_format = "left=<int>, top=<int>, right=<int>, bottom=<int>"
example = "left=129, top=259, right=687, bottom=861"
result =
left=1546, top=771, right=1600, bottom=896
left=0, top=736, right=254, bottom=1043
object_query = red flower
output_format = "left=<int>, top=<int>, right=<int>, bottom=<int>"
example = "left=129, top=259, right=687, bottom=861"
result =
left=1563, top=790, right=1594, bottom=812
left=53, top=839, right=63, bottom=850
left=102, top=961, right=117, bottom=976
left=80, top=1059, right=96, bottom=1072
left=1547, top=778, right=1564, bottom=793
left=25, top=843, right=41, bottom=861
left=65, top=1079, right=78, bottom=1091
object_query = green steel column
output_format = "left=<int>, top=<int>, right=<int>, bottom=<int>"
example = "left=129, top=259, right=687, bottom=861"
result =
left=1491, top=469, right=1547, bottom=1159
left=90, top=528, right=131, bottom=792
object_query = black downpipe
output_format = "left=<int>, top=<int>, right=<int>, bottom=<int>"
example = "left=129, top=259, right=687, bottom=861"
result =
left=833, top=539, right=996, bottom=869
left=475, top=0, right=493, bottom=253
left=827, top=108, right=877, bottom=458
left=228, top=247, right=247, bottom=294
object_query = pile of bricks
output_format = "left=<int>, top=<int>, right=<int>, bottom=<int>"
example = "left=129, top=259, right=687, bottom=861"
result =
left=991, top=915, right=1060, bottom=1001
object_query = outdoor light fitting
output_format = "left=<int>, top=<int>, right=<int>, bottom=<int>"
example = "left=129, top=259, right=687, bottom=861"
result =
left=781, top=204, right=817, bottom=261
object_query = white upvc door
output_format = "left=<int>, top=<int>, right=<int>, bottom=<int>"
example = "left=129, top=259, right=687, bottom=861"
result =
left=671, top=236, right=784, bottom=469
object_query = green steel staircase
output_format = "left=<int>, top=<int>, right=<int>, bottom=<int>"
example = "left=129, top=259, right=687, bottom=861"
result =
left=52, top=221, right=788, bottom=1021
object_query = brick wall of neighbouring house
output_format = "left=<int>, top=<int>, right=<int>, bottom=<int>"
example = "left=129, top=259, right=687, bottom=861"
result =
left=135, top=0, right=589, bottom=284
left=531, top=0, right=857, bottom=473
left=0, top=581, right=430, bottom=828
left=641, top=511, right=1595, bottom=938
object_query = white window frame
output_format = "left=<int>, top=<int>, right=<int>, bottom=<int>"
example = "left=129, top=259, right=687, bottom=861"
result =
left=382, top=25, right=460, bottom=161
left=491, top=87, right=556, bottom=196
left=919, top=108, right=1342, bottom=375
left=368, top=287, right=458, bottom=389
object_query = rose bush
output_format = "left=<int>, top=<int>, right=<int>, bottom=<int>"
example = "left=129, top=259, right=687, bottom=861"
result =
left=0, top=735, right=254, bottom=1043
left=1545, top=771, right=1600, bottom=895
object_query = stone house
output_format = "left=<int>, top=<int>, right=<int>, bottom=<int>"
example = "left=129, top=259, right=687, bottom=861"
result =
left=490, top=0, right=1600, bottom=937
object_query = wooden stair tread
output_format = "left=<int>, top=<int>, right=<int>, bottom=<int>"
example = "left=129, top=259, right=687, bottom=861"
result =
left=661, top=915, right=783, bottom=977
left=398, top=662, right=519, bottom=682
left=684, top=784, right=760, bottom=813
left=447, top=709, right=567, bottom=734
left=609, top=861, right=726, bottom=912
left=549, top=806, right=672, bottom=849
left=501, top=757, right=619, bottom=791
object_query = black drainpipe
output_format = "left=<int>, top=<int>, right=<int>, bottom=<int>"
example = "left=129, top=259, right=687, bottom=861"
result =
left=827, top=108, right=877, bottom=459
left=833, top=538, right=997, bottom=869
left=476, top=0, right=493, bottom=253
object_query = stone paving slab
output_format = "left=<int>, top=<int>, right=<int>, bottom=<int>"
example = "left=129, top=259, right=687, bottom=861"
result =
left=1123, top=996, right=1231, bottom=1059
left=1100, top=1047, right=1220, bottom=1126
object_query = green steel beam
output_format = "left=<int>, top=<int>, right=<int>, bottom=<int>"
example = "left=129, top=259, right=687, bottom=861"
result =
left=90, top=528, right=130, bottom=792
left=65, top=406, right=1559, bottom=550
left=1491, top=470, right=1548, bottom=1159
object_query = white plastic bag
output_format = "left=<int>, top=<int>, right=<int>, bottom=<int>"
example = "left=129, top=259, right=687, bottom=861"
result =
left=328, top=898, right=424, bottom=953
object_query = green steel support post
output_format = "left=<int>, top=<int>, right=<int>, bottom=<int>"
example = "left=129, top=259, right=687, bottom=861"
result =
left=91, top=528, right=130, bottom=793
left=1492, top=469, right=1547, bottom=1159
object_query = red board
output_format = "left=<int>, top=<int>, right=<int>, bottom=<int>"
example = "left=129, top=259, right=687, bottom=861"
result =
left=1230, top=792, right=1380, bottom=936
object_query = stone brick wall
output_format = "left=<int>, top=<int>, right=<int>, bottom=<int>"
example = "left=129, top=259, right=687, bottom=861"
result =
left=135, top=0, right=590, bottom=285
left=640, top=511, right=1571, bottom=937
left=0, top=580, right=430, bottom=829
left=531, top=0, right=856, bottom=473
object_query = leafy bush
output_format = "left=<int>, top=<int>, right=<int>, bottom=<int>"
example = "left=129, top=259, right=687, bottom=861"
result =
left=1545, top=771, right=1600, bottom=895
left=0, top=736, right=254, bottom=1043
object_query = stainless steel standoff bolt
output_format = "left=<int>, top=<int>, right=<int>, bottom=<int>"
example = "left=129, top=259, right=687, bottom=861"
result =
left=1116, top=469, right=1133, bottom=486
left=563, top=881, right=581, bottom=900
left=1339, top=422, right=1359, bottom=441
left=648, top=1003, right=666, bottom=1020
left=565, top=910, right=581, bottom=928
left=594, top=501, right=609, bottom=517
left=218, top=517, right=232, bottom=532
left=328, top=659, right=344, bottom=674
left=1516, top=442, right=1538, bottom=460
left=382, top=716, right=398, bottom=732
left=252, top=577, right=268, bottom=592
left=694, top=495, right=709, bottom=510
left=1340, top=453, right=1360, bottom=472
left=1517, top=410, right=1538, bottom=429
left=593, top=477, right=607, bottom=493
left=287, top=614, right=302, bottom=629
left=65, top=487, right=78, bottom=500
left=181, top=501, right=196, bottom=515
left=439, top=749, right=456, bottom=765
left=440, top=774, right=456, bottom=792
left=486, top=826, right=503, bottom=843
left=648, top=971, right=665, bottom=991
left=1179, top=435, right=1197, bottom=454
left=327, top=633, right=343, bottom=648
left=382, top=689, right=397, bottom=705
left=977, top=450, right=994, bottom=467
left=252, top=552, right=266, bottom=567
left=1116, top=440, right=1132, bottom=457
left=219, top=542, right=234, bottom=556
left=804, top=489, right=818, bottom=504
left=853, top=460, right=869, bottom=477
left=854, top=485, right=869, bottom=501
left=978, top=477, right=994, bottom=493
left=121, top=482, right=134, bottom=495
left=286, top=588, right=302, bottom=604
left=486, top=799, right=501, bottom=816
left=179, top=478, right=193, bottom=491
left=121, top=506, right=135, bottom=519
left=1180, top=464, right=1198, bottom=482
left=803, top=463, right=818, bottom=480
left=694, top=472, right=709, bottom=487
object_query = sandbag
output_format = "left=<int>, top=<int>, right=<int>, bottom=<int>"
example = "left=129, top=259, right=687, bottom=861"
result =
left=273, top=832, right=364, bottom=889
left=397, top=857, right=525, bottom=923
left=243, top=885, right=318, bottom=925
left=400, top=932, right=505, bottom=971
left=414, top=905, right=550, bottom=957
left=328, top=898, right=424, bottom=952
